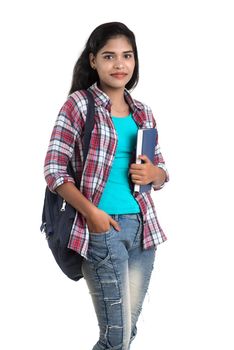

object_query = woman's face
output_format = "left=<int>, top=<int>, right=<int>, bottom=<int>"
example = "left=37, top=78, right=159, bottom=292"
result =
left=89, top=35, right=135, bottom=92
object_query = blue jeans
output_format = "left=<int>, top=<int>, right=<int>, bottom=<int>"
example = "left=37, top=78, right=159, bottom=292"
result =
left=82, top=214, right=156, bottom=350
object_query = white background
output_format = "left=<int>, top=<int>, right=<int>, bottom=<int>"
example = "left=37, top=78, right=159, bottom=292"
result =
left=1, top=1, right=234, bottom=349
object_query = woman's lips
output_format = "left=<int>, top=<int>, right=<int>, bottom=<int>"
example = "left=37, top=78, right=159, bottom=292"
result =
left=111, top=73, right=127, bottom=79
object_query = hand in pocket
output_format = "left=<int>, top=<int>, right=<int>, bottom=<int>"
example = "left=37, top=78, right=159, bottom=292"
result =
left=86, top=207, right=121, bottom=234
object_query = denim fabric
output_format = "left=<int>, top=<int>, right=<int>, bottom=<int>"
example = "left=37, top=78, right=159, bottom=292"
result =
left=82, top=214, right=156, bottom=350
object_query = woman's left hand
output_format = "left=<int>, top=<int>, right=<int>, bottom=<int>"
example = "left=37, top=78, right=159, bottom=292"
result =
left=129, top=155, right=159, bottom=185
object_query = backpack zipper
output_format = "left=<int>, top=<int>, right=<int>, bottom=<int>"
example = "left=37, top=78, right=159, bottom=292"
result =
left=60, top=199, right=66, bottom=211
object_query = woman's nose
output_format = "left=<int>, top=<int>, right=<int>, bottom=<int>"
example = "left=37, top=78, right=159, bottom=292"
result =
left=114, top=59, right=124, bottom=69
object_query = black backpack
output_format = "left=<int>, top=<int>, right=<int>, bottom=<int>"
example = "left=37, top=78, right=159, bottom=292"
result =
left=40, top=91, right=95, bottom=281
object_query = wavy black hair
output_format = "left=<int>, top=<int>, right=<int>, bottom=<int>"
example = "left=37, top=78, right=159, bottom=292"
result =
left=68, top=22, right=139, bottom=94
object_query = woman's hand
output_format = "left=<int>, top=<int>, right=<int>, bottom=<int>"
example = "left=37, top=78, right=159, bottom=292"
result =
left=86, top=206, right=121, bottom=234
left=129, top=155, right=166, bottom=187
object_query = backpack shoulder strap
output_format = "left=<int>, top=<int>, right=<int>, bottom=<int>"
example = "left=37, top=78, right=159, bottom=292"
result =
left=83, top=90, right=95, bottom=163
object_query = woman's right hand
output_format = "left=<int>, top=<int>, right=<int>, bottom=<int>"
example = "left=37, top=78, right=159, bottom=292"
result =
left=86, top=206, right=121, bottom=234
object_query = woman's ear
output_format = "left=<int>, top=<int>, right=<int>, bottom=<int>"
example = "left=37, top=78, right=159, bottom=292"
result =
left=89, top=53, right=96, bottom=70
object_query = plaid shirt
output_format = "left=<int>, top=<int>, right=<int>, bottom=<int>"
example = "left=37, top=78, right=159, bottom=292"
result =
left=44, top=83, right=169, bottom=258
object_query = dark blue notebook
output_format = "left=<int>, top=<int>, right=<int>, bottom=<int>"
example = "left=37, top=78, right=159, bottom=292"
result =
left=134, top=128, right=157, bottom=193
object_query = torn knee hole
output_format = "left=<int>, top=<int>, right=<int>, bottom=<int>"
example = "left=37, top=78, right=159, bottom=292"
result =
left=110, top=299, right=122, bottom=306
left=103, top=298, right=122, bottom=306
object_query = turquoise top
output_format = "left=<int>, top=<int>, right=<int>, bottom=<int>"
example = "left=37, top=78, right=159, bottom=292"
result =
left=98, top=113, right=140, bottom=214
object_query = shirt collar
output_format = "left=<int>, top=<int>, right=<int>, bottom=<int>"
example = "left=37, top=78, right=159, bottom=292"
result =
left=88, top=82, right=144, bottom=113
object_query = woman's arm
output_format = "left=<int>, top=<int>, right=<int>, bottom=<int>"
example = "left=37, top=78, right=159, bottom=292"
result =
left=56, top=182, right=121, bottom=233
left=44, top=96, right=120, bottom=233
left=132, top=104, right=169, bottom=190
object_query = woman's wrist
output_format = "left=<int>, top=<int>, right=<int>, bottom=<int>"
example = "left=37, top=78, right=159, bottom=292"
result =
left=56, top=182, right=97, bottom=218
left=152, top=166, right=166, bottom=188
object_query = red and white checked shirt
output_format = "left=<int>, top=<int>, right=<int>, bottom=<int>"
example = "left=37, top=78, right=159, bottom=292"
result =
left=44, top=83, right=169, bottom=258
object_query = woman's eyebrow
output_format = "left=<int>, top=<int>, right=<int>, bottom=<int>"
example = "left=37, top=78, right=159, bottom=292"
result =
left=101, top=50, right=134, bottom=55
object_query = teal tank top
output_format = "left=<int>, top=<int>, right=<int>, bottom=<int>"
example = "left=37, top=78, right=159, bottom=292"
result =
left=98, top=113, right=141, bottom=214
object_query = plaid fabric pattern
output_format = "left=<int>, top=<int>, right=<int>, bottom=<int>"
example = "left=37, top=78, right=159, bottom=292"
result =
left=44, top=83, right=169, bottom=258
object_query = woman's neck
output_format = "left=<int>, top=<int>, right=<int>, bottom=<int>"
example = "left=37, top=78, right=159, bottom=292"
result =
left=102, top=87, right=130, bottom=117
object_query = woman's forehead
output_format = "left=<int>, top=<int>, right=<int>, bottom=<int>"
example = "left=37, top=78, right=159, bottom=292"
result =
left=100, top=36, right=133, bottom=52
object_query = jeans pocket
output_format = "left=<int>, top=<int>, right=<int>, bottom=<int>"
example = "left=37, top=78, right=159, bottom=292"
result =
left=88, top=228, right=114, bottom=270
left=89, top=229, right=110, bottom=236
left=88, top=240, right=113, bottom=270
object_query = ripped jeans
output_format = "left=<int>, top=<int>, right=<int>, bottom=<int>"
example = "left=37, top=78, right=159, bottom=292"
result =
left=82, top=214, right=156, bottom=350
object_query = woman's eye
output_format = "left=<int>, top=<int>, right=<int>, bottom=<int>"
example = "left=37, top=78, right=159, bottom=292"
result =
left=104, top=55, right=114, bottom=60
left=124, top=54, right=133, bottom=59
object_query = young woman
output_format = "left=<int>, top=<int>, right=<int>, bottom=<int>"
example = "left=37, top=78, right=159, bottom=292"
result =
left=44, top=22, right=169, bottom=350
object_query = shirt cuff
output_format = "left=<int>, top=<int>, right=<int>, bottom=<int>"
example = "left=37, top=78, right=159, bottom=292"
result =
left=49, top=176, right=76, bottom=193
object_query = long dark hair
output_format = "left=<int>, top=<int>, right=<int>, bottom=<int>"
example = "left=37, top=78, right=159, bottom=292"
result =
left=69, top=22, right=139, bottom=95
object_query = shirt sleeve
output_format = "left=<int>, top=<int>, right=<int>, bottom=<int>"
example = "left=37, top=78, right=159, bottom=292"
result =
left=44, top=96, right=83, bottom=193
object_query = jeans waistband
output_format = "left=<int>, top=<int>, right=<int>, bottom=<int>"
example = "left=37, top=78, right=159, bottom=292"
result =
left=110, top=213, right=142, bottom=221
